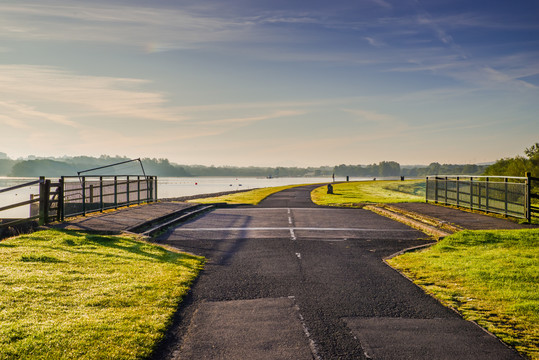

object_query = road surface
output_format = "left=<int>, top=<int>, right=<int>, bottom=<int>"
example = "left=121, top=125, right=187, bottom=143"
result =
left=154, top=186, right=522, bottom=360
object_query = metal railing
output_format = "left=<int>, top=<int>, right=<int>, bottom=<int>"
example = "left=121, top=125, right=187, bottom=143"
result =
left=1, top=175, right=157, bottom=230
left=426, top=173, right=538, bottom=221
left=60, top=175, right=157, bottom=220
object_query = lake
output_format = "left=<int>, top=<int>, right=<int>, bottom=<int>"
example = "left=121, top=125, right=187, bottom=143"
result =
left=1, top=176, right=356, bottom=218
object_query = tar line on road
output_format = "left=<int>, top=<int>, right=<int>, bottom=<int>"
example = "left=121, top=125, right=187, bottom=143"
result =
left=288, top=208, right=297, bottom=241
left=153, top=185, right=523, bottom=360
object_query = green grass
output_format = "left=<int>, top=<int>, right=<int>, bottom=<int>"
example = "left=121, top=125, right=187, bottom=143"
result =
left=311, top=180, right=425, bottom=206
left=387, top=229, right=539, bottom=359
left=0, top=229, right=204, bottom=360
left=188, top=183, right=318, bottom=205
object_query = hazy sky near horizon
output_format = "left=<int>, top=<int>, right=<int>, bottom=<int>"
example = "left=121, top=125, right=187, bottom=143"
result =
left=1, top=0, right=538, bottom=166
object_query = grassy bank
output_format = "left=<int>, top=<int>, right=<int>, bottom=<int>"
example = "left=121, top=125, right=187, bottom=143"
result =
left=188, top=183, right=316, bottom=205
left=0, top=230, right=204, bottom=359
left=387, top=229, right=539, bottom=359
left=311, top=180, right=425, bottom=206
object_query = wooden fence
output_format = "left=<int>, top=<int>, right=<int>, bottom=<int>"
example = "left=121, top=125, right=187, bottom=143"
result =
left=0, top=176, right=157, bottom=230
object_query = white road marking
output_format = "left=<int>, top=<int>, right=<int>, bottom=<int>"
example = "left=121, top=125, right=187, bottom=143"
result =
left=175, top=227, right=416, bottom=232
left=288, top=208, right=296, bottom=240
left=288, top=296, right=322, bottom=360
left=290, top=228, right=297, bottom=240
left=215, top=207, right=354, bottom=211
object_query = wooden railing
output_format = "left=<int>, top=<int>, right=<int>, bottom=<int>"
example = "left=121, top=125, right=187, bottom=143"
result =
left=1, top=175, right=157, bottom=230
left=0, top=177, right=59, bottom=228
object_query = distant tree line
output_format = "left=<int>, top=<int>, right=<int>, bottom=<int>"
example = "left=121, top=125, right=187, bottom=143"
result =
left=0, top=156, right=191, bottom=177
left=4, top=144, right=538, bottom=178
left=184, top=165, right=334, bottom=177
left=483, top=143, right=539, bottom=177
left=7, top=149, right=539, bottom=178
left=334, top=161, right=487, bottom=177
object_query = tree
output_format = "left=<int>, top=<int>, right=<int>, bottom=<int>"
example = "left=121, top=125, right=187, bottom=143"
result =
left=378, top=161, right=400, bottom=177
left=484, top=143, right=539, bottom=177
left=10, top=160, right=76, bottom=177
left=426, top=162, right=441, bottom=175
left=524, top=143, right=539, bottom=159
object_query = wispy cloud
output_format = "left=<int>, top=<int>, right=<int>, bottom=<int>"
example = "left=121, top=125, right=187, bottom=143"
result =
left=421, top=12, right=539, bottom=31
left=196, top=110, right=306, bottom=126
left=0, top=2, right=256, bottom=51
left=1, top=0, right=537, bottom=165
left=370, top=0, right=392, bottom=9
left=0, top=65, right=184, bottom=123
left=364, top=36, right=385, bottom=47
left=0, top=113, right=31, bottom=130
left=342, top=108, right=396, bottom=123
left=0, top=100, right=77, bottom=128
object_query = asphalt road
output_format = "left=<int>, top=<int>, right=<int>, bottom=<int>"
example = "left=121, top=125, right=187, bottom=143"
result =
left=154, top=186, right=522, bottom=360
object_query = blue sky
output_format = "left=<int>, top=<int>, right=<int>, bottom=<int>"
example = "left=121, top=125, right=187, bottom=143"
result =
left=1, top=0, right=538, bottom=166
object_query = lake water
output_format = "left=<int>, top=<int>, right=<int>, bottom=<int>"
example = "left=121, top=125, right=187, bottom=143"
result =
left=1, top=176, right=356, bottom=218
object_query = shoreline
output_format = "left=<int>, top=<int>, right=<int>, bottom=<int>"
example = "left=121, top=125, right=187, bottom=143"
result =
left=161, top=188, right=257, bottom=202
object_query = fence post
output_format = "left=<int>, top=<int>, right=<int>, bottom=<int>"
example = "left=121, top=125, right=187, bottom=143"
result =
left=434, top=176, right=438, bottom=204
left=425, top=176, right=429, bottom=203
left=444, top=176, right=448, bottom=205
left=152, top=176, right=156, bottom=202
left=525, top=172, right=531, bottom=222
left=89, top=184, right=94, bottom=204
left=100, top=176, right=104, bottom=212
left=114, top=176, right=118, bottom=209
left=126, top=175, right=130, bottom=206
left=39, top=177, right=50, bottom=225
left=146, top=176, right=151, bottom=202
left=137, top=176, right=141, bottom=205
left=82, top=176, right=86, bottom=216
left=469, top=176, right=474, bottom=210
left=456, top=176, right=460, bottom=207
left=504, top=177, right=508, bottom=217
left=58, top=177, right=64, bottom=222
left=477, top=179, right=482, bottom=210
left=485, top=177, right=489, bottom=213
left=30, top=194, right=36, bottom=217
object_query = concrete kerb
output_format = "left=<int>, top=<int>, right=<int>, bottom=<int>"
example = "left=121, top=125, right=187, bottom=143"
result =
left=382, top=204, right=463, bottom=233
left=48, top=202, right=216, bottom=238
left=117, top=203, right=218, bottom=239
left=138, top=205, right=215, bottom=237
left=364, top=204, right=453, bottom=239
left=142, top=203, right=251, bottom=237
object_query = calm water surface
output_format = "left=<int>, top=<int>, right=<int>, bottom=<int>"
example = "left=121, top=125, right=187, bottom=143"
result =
left=1, top=176, right=350, bottom=218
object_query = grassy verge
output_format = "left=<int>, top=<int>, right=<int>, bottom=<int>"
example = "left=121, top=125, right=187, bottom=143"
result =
left=0, top=229, right=204, bottom=360
left=387, top=229, right=539, bottom=359
left=311, top=180, right=425, bottom=206
left=188, top=183, right=317, bottom=205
